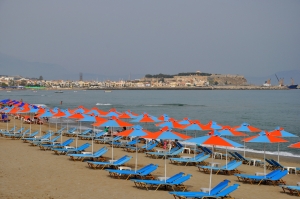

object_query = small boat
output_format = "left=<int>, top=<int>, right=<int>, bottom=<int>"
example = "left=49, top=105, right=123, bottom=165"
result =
left=6, top=90, right=11, bottom=92
left=104, top=90, right=112, bottom=93
left=55, top=90, right=63, bottom=93
left=287, top=78, right=298, bottom=89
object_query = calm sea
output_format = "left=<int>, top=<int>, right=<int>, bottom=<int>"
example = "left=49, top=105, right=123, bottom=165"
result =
left=1, top=89, right=300, bottom=157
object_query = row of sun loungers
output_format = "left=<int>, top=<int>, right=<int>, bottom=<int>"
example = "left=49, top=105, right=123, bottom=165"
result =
left=2, top=125, right=296, bottom=198
left=170, top=152, right=210, bottom=166
left=235, top=169, right=288, bottom=186
left=281, top=185, right=300, bottom=197
left=170, top=179, right=240, bottom=199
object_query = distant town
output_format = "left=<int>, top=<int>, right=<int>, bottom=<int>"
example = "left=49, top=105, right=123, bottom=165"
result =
left=0, top=71, right=296, bottom=90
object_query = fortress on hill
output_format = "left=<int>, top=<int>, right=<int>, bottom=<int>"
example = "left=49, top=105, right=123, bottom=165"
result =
left=141, top=71, right=247, bottom=87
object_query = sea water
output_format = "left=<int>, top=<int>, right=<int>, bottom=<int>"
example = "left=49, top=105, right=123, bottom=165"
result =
left=1, top=89, right=300, bottom=157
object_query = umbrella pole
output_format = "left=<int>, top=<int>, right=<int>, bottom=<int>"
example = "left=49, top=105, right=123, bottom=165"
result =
left=226, top=147, right=228, bottom=169
left=264, top=143, right=266, bottom=176
left=165, top=154, right=167, bottom=183
left=135, top=139, right=138, bottom=172
left=243, top=135, right=246, bottom=157
left=209, top=146, right=214, bottom=195
left=92, top=125, right=95, bottom=153
left=111, top=127, right=114, bottom=160
left=277, top=143, right=280, bottom=163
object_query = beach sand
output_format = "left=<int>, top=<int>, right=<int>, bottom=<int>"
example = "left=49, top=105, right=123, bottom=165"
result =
left=0, top=120, right=299, bottom=199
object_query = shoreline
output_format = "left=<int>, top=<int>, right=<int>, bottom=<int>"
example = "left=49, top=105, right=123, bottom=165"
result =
left=1, top=85, right=295, bottom=91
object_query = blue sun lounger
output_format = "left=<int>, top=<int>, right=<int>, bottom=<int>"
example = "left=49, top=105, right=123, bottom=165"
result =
left=132, top=174, right=192, bottom=191
left=31, top=135, right=61, bottom=146
left=132, top=172, right=185, bottom=190
left=5, top=129, right=30, bottom=139
left=169, top=179, right=230, bottom=199
left=110, top=164, right=159, bottom=180
left=22, top=132, right=52, bottom=142
left=171, top=182, right=239, bottom=199
left=86, top=155, right=132, bottom=170
left=53, top=127, right=66, bottom=135
left=106, top=163, right=158, bottom=180
left=39, top=138, right=74, bottom=150
left=198, top=160, right=237, bottom=174
left=15, top=130, right=37, bottom=139
left=68, top=146, right=108, bottom=162
left=79, top=131, right=105, bottom=140
left=234, top=152, right=251, bottom=164
left=235, top=169, right=281, bottom=183
left=53, top=142, right=91, bottom=155
left=170, top=153, right=210, bottom=166
left=281, top=185, right=300, bottom=196
left=238, top=170, right=288, bottom=185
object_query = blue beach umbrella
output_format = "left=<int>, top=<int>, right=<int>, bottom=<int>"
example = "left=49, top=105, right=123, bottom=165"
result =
left=78, top=114, right=98, bottom=153
left=268, top=127, right=298, bottom=162
left=233, top=122, right=261, bottom=157
left=118, top=125, right=149, bottom=171
left=143, top=127, right=191, bottom=183
left=186, top=134, right=243, bottom=194
left=243, top=131, right=288, bottom=176
left=93, top=117, right=133, bottom=160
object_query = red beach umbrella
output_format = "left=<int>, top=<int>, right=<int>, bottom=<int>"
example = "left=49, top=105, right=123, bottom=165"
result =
left=288, top=142, right=300, bottom=149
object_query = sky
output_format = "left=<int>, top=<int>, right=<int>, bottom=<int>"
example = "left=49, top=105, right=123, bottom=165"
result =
left=1, top=0, right=300, bottom=79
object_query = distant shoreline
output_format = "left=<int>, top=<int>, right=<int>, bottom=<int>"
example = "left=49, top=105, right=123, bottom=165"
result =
left=1, top=85, right=295, bottom=91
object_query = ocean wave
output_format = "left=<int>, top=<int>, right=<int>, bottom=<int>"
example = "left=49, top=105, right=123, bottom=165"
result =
left=144, top=104, right=205, bottom=107
left=96, top=103, right=112, bottom=106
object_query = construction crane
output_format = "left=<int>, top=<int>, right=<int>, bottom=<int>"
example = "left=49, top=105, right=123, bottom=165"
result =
left=275, top=74, right=284, bottom=86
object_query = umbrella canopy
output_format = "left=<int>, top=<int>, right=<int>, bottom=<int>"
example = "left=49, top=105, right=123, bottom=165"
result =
left=234, top=122, right=261, bottom=132
left=117, top=125, right=150, bottom=171
left=233, top=122, right=261, bottom=157
left=268, top=127, right=297, bottom=137
left=265, top=127, right=297, bottom=162
left=202, top=120, right=223, bottom=130
left=186, top=134, right=243, bottom=194
left=131, top=113, right=160, bottom=123
left=243, top=131, right=288, bottom=175
left=178, top=117, right=192, bottom=125
left=158, top=114, right=171, bottom=122
left=155, top=119, right=186, bottom=129
left=93, top=116, right=133, bottom=160
left=143, top=126, right=191, bottom=183
left=218, top=126, right=248, bottom=137
left=288, top=142, right=300, bottom=148
left=146, top=126, right=191, bottom=140
left=118, top=110, right=138, bottom=119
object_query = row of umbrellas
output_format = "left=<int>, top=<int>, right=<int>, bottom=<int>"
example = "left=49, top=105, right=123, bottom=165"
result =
left=1, top=98, right=300, bottom=193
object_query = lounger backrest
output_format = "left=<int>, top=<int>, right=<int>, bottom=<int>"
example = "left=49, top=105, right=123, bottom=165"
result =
left=215, top=184, right=240, bottom=197
left=220, top=160, right=236, bottom=169
left=210, top=179, right=231, bottom=195
left=61, top=138, right=74, bottom=146
left=146, top=142, right=158, bottom=150
left=136, top=164, right=154, bottom=173
left=42, top=132, right=52, bottom=139
left=194, top=152, right=205, bottom=160
left=169, top=147, right=179, bottom=153
left=111, top=155, right=131, bottom=165
left=229, top=152, right=240, bottom=160
left=28, top=131, right=38, bottom=137
left=139, top=165, right=158, bottom=176
left=265, top=158, right=276, bottom=166
left=170, top=148, right=184, bottom=155
left=197, top=154, right=210, bottom=162
left=95, top=132, right=105, bottom=137
left=225, top=161, right=242, bottom=170
left=269, top=170, right=288, bottom=180
left=234, top=152, right=247, bottom=161
left=270, top=159, right=284, bottom=168
left=266, top=170, right=281, bottom=178
left=77, top=143, right=91, bottom=151
left=50, top=135, right=61, bottom=142
left=114, top=156, right=132, bottom=165
left=166, top=172, right=185, bottom=183
left=170, top=174, right=192, bottom=185
left=93, top=147, right=107, bottom=155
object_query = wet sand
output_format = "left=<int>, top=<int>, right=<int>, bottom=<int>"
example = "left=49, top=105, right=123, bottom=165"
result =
left=0, top=120, right=299, bottom=199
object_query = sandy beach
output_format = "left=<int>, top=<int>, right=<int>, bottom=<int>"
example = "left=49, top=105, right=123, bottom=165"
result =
left=1, top=119, right=299, bottom=199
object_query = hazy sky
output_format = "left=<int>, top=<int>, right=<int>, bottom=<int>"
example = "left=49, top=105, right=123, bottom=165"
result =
left=1, top=0, right=299, bottom=78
